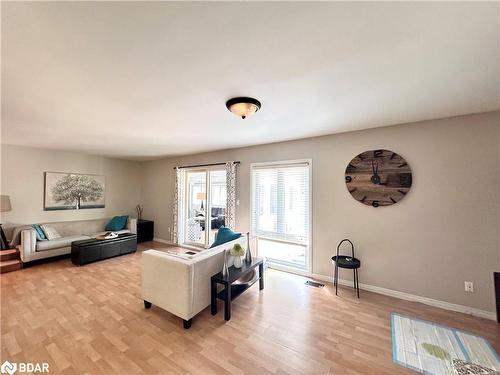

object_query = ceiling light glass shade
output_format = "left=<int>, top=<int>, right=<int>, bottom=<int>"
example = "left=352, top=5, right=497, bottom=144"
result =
left=226, top=97, right=261, bottom=119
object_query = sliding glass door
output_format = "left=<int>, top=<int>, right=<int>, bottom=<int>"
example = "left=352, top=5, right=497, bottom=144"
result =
left=251, top=160, right=311, bottom=272
left=182, top=168, right=227, bottom=248
left=184, top=171, right=207, bottom=246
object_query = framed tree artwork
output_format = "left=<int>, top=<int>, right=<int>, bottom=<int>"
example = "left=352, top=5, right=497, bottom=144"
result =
left=44, top=172, right=105, bottom=210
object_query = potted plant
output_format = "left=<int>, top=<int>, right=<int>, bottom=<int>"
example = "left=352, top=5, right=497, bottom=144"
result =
left=230, top=243, right=245, bottom=268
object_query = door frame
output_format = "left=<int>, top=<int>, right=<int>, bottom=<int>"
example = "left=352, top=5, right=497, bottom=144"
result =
left=181, top=166, right=227, bottom=249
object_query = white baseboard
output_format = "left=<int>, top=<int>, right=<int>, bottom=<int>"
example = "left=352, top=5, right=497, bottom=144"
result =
left=152, top=237, right=175, bottom=245
left=310, top=273, right=496, bottom=321
left=145, top=242, right=496, bottom=321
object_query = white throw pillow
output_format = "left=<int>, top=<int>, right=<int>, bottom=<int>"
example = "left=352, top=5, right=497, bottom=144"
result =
left=41, top=225, right=62, bottom=241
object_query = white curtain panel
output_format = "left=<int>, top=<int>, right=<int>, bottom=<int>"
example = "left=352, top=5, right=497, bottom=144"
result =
left=225, top=162, right=237, bottom=230
left=172, top=167, right=182, bottom=244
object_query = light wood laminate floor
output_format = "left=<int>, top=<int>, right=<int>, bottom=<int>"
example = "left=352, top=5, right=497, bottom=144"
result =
left=1, top=241, right=498, bottom=374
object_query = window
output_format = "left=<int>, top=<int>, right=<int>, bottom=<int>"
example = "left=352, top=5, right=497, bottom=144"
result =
left=251, top=160, right=311, bottom=272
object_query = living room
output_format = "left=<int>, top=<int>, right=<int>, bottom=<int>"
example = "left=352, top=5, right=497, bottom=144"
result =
left=1, top=2, right=499, bottom=375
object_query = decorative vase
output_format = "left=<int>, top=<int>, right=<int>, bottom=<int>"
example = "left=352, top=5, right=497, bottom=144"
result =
left=234, top=255, right=242, bottom=269
left=245, top=232, right=252, bottom=263
left=222, top=251, right=229, bottom=277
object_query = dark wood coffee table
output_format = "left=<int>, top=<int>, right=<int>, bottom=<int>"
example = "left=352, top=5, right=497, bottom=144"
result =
left=71, top=233, right=137, bottom=266
left=211, top=257, right=264, bottom=321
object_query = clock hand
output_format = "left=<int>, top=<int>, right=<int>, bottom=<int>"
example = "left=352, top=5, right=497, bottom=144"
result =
left=370, top=161, right=381, bottom=185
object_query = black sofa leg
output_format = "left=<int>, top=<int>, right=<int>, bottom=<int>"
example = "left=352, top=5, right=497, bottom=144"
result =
left=183, top=319, right=192, bottom=329
left=144, top=300, right=152, bottom=309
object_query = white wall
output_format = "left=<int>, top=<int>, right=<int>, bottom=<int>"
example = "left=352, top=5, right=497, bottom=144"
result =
left=0, top=145, right=142, bottom=227
left=141, top=111, right=500, bottom=313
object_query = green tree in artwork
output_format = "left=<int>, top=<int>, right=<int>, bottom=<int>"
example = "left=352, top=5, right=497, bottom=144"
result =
left=51, top=174, right=104, bottom=209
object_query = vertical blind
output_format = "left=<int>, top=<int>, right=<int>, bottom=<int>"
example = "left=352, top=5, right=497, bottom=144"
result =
left=251, top=161, right=310, bottom=244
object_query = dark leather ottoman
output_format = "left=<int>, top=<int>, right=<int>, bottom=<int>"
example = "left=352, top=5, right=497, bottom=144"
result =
left=71, top=233, right=137, bottom=266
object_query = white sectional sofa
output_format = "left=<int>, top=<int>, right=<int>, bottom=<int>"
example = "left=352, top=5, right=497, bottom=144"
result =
left=18, top=218, right=137, bottom=262
left=142, top=235, right=247, bottom=328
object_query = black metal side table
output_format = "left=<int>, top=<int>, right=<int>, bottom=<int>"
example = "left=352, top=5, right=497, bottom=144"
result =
left=211, top=257, right=264, bottom=321
left=332, top=239, right=361, bottom=298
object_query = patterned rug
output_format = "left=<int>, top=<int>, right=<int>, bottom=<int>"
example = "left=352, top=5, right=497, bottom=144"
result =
left=391, top=313, right=500, bottom=374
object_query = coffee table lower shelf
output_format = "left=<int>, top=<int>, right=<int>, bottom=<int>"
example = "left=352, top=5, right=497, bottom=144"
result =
left=211, top=257, right=264, bottom=321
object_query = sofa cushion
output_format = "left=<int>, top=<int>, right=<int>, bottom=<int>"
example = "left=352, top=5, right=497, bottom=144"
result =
left=41, top=225, right=62, bottom=241
left=210, top=226, right=241, bottom=248
left=36, top=235, right=91, bottom=251
left=105, top=216, right=129, bottom=231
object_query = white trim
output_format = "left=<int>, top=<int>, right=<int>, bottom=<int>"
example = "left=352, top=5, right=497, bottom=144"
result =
left=268, top=263, right=310, bottom=276
left=151, top=237, right=495, bottom=320
left=310, top=273, right=496, bottom=321
left=250, top=158, right=313, bottom=274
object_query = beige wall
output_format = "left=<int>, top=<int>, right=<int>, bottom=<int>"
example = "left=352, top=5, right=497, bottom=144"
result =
left=142, top=111, right=500, bottom=313
left=1, top=112, right=498, bottom=313
left=0, top=144, right=142, bottom=227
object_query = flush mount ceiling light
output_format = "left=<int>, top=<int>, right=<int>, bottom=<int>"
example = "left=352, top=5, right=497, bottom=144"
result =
left=226, top=97, right=261, bottom=119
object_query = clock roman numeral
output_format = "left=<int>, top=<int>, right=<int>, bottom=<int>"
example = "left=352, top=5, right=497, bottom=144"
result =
left=398, top=189, right=407, bottom=195
left=348, top=163, right=357, bottom=169
left=373, top=150, right=383, bottom=158
left=390, top=152, right=396, bottom=159
left=398, top=162, right=408, bottom=168
left=390, top=197, right=396, bottom=203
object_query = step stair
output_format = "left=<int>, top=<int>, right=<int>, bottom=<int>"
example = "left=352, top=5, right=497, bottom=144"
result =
left=0, top=249, right=22, bottom=273
left=0, top=249, right=20, bottom=261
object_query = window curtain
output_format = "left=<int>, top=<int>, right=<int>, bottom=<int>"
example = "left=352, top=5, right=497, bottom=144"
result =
left=225, top=162, right=237, bottom=230
left=172, top=167, right=182, bottom=244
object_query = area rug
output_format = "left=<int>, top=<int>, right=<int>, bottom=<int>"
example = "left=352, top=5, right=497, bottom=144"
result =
left=391, top=313, right=500, bottom=375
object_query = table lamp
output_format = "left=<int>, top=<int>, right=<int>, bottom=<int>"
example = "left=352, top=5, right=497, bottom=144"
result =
left=196, top=192, right=206, bottom=211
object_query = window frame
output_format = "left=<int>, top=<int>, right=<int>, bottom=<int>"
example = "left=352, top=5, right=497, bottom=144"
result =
left=250, top=159, right=313, bottom=274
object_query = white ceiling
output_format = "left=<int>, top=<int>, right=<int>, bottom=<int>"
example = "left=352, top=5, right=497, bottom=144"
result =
left=2, top=2, right=499, bottom=160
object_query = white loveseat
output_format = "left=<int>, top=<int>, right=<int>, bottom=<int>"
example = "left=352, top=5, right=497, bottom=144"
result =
left=18, top=218, right=137, bottom=262
left=142, top=235, right=247, bottom=328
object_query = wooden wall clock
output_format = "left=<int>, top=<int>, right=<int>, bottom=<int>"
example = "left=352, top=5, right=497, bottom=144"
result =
left=345, top=149, right=412, bottom=207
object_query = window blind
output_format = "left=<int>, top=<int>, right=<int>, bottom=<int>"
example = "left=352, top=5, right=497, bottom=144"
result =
left=251, top=162, right=310, bottom=244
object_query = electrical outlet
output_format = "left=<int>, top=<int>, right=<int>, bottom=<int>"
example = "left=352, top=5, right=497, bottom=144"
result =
left=464, top=281, right=474, bottom=293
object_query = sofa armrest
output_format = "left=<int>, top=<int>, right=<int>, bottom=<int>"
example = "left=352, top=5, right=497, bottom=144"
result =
left=141, top=250, right=194, bottom=320
left=20, top=229, right=37, bottom=262
left=128, top=218, right=137, bottom=234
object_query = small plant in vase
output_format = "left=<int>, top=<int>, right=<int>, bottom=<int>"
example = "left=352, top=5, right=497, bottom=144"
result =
left=136, top=204, right=143, bottom=220
left=230, top=243, right=245, bottom=268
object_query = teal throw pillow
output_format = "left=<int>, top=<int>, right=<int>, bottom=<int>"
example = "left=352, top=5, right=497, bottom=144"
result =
left=105, top=215, right=129, bottom=231
left=32, top=224, right=46, bottom=241
left=210, top=226, right=241, bottom=248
